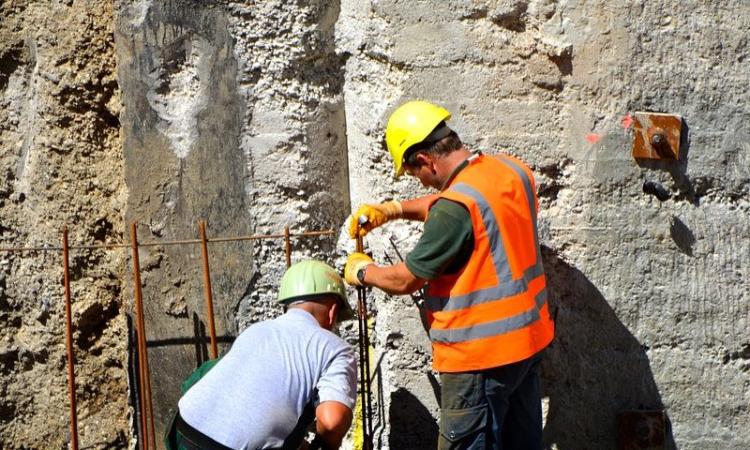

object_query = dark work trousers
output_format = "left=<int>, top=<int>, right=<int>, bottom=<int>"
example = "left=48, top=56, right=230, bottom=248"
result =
left=437, top=352, right=543, bottom=450
left=172, top=411, right=233, bottom=450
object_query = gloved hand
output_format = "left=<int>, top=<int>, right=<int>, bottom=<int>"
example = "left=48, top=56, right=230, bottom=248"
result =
left=344, top=253, right=374, bottom=286
left=348, top=200, right=403, bottom=238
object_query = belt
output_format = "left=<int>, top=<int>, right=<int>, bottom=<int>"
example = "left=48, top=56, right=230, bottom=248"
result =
left=175, top=411, right=234, bottom=450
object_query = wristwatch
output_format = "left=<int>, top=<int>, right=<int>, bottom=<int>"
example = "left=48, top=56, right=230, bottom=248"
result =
left=356, top=265, right=368, bottom=285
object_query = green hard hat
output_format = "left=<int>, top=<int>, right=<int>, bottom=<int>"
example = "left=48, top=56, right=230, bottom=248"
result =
left=278, top=260, right=354, bottom=321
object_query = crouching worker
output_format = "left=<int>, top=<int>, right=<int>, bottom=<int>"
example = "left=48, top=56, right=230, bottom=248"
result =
left=166, top=260, right=357, bottom=450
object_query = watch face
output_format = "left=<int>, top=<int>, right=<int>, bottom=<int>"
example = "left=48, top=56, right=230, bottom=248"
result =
left=357, top=267, right=366, bottom=284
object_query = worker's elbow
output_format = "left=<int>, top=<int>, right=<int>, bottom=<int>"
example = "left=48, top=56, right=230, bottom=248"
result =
left=317, top=407, right=351, bottom=433
left=315, top=401, right=353, bottom=448
left=318, top=411, right=352, bottom=435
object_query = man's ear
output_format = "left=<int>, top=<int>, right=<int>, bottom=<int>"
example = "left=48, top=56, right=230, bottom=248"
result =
left=327, top=301, right=340, bottom=329
left=415, top=152, right=438, bottom=174
left=414, top=152, right=431, bottom=167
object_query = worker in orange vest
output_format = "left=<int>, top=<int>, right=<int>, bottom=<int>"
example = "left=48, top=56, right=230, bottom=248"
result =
left=344, top=100, right=555, bottom=450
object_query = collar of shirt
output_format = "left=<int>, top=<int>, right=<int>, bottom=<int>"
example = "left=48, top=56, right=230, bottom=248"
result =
left=284, top=307, right=320, bottom=326
left=440, top=150, right=483, bottom=191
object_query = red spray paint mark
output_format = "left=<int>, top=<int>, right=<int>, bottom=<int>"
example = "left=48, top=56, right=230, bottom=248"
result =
left=585, top=133, right=602, bottom=144
left=621, top=114, right=634, bottom=129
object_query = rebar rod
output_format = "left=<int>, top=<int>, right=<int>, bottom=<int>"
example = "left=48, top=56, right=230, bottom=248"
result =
left=355, top=236, right=373, bottom=450
left=354, top=237, right=368, bottom=447
left=199, top=221, right=219, bottom=360
left=0, top=229, right=335, bottom=253
left=284, top=226, right=292, bottom=268
left=130, top=223, right=148, bottom=450
left=62, top=226, right=79, bottom=450
left=130, top=223, right=155, bottom=449
left=388, top=237, right=429, bottom=333
left=355, top=287, right=369, bottom=449
left=362, top=299, right=374, bottom=443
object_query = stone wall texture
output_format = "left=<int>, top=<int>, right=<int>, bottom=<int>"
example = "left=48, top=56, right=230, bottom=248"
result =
left=0, top=1, right=128, bottom=448
left=338, top=2, right=750, bottom=449
left=0, top=1, right=748, bottom=449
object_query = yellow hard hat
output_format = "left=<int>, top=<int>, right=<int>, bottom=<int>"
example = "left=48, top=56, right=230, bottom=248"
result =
left=385, top=100, right=451, bottom=178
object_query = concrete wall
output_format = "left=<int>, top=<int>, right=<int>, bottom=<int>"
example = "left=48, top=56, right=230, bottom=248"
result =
left=0, top=0, right=747, bottom=449
left=115, top=1, right=252, bottom=441
left=338, top=1, right=750, bottom=449
left=0, top=1, right=128, bottom=448
left=114, top=0, right=350, bottom=445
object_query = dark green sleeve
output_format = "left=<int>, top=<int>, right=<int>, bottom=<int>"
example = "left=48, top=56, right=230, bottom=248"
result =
left=181, top=357, right=221, bottom=394
left=405, top=199, right=474, bottom=280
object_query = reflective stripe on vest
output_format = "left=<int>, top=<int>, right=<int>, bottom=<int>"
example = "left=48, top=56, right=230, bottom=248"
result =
left=424, top=154, right=554, bottom=370
left=429, top=289, right=548, bottom=343
left=425, top=180, right=544, bottom=313
left=500, top=155, right=543, bottom=264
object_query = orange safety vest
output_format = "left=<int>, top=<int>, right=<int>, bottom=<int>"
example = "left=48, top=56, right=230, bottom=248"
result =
left=425, top=153, right=554, bottom=372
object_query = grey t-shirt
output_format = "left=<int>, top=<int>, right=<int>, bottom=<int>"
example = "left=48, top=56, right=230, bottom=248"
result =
left=178, top=308, right=357, bottom=449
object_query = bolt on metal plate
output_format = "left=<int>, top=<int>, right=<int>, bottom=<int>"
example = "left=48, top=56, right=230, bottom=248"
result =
left=617, top=409, right=666, bottom=450
left=632, top=112, right=682, bottom=160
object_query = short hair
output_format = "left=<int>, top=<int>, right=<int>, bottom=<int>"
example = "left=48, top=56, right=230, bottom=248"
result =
left=403, top=124, right=463, bottom=167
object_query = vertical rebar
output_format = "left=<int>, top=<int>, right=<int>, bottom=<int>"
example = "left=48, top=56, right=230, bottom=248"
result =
left=362, top=301, right=373, bottom=443
left=62, top=226, right=79, bottom=450
left=130, top=223, right=155, bottom=450
left=199, top=220, right=219, bottom=360
left=355, top=288, right=369, bottom=449
left=355, top=235, right=373, bottom=450
left=284, top=226, right=292, bottom=268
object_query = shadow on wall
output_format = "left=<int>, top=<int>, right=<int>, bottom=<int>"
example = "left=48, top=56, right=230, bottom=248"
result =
left=388, top=388, right=439, bottom=450
left=540, top=246, right=677, bottom=450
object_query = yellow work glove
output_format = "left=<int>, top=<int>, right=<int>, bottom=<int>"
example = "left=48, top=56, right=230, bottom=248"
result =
left=344, top=252, right=374, bottom=286
left=348, top=200, right=403, bottom=238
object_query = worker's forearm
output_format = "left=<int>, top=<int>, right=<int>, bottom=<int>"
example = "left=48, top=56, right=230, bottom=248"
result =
left=315, top=428, right=345, bottom=450
left=400, top=194, right=440, bottom=221
left=363, top=262, right=425, bottom=295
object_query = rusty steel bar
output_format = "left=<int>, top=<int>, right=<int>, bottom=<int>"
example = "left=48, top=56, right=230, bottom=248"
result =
left=354, top=235, right=367, bottom=445
left=355, top=285, right=369, bottom=449
left=130, top=223, right=155, bottom=450
left=0, top=229, right=335, bottom=253
left=0, top=245, right=67, bottom=252
left=62, top=226, right=79, bottom=450
left=207, top=229, right=334, bottom=244
left=199, top=221, right=219, bottom=360
left=284, top=226, right=292, bottom=268
left=355, top=235, right=373, bottom=449
left=362, top=303, right=374, bottom=443
left=130, top=223, right=148, bottom=450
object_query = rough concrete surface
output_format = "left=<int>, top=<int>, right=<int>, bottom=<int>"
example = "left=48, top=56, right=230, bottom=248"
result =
left=0, top=1, right=128, bottom=448
left=0, top=0, right=748, bottom=449
left=114, top=0, right=350, bottom=445
left=115, top=1, right=255, bottom=441
left=338, top=1, right=750, bottom=449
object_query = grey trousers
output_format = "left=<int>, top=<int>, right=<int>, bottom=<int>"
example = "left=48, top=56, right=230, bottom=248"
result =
left=438, top=352, right=543, bottom=450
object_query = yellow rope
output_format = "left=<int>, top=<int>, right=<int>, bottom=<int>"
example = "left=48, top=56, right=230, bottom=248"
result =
left=352, top=396, right=365, bottom=450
